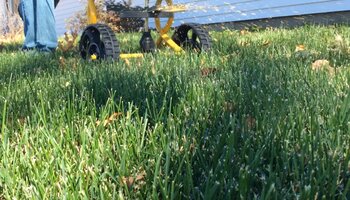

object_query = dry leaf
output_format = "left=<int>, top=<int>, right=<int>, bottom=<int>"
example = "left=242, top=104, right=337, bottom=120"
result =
left=17, top=117, right=26, bottom=126
left=135, top=171, right=146, bottom=182
left=334, top=34, right=344, bottom=44
left=262, top=40, right=271, bottom=47
left=102, top=119, right=110, bottom=127
left=329, top=34, right=349, bottom=53
left=190, top=139, right=196, bottom=153
left=221, top=53, right=236, bottom=63
left=109, top=112, right=122, bottom=121
left=221, top=56, right=228, bottom=63
left=151, top=65, right=156, bottom=75
left=295, top=44, right=305, bottom=52
left=200, top=59, right=206, bottom=66
left=121, top=170, right=146, bottom=189
left=96, top=112, right=123, bottom=127
left=239, top=40, right=250, bottom=47
left=224, top=101, right=236, bottom=113
left=122, top=176, right=135, bottom=188
left=58, top=31, right=79, bottom=52
left=182, top=135, right=188, bottom=144
left=64, top=81, right=71, bottom=87
left=179, top=146, right=184, bottom=153
left=72, top=59, right=78, bottom=70
left=311, top=59, right=330, bottom=70
left=59, top=56, right=66, bottom=69
left=95, top=120, right=101, bottom=126
left=246, top=115, right=256, bottom=130
left=104, top=112, right=122, bottom=126
left=0, top=29, right=24, bottom=44
left=201, top=67, right=217, bottom=77
left=311, top=59, right=335, bottom=75
left=240, top=30, right=250, bottom=35
left=124, top=58, right=130, bottom=67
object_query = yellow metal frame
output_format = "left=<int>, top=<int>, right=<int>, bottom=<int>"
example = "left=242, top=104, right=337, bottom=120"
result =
left=87, top=0, right=98, bottom=24
left=154, top=0, right=183, bottom=53
left=120, top=53, right=144, bottom=59
left=87, top=0, right=184, bottom=59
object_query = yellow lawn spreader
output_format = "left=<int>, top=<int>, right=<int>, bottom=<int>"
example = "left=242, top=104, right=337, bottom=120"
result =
left=79, top=0, right=212, bottom=61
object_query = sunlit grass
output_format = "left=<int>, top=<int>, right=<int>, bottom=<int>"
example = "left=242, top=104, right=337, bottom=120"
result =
left=0, top=25, right=350, bottom=199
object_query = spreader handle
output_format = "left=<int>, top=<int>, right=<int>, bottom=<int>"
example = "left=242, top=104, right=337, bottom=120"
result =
left=88, top=0, right=98, bottom=24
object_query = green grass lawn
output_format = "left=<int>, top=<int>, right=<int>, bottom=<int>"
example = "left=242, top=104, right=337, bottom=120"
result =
left=0, top=25, right=350, bottom=199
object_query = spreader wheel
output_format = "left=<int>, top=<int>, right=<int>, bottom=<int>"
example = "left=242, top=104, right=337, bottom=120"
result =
left=79, top=24, right=120, bottom=61
left=172, top=23, right=212, bottom=52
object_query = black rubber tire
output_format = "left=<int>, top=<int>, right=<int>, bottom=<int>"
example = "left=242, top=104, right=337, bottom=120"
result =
left=172, top=23, right=212, bottom=52
left=79, top=24, right=120, bottom=61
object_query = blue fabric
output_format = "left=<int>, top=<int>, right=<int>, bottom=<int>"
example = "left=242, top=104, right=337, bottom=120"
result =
left=18, top=0, right=57, bottom=52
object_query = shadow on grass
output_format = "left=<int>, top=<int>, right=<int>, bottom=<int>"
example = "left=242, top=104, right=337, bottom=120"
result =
left=0, top=42, right=22, bottom=53
left=0, top=48, right=81, bottom=84
left=1, top=52, right=199, bottom=128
